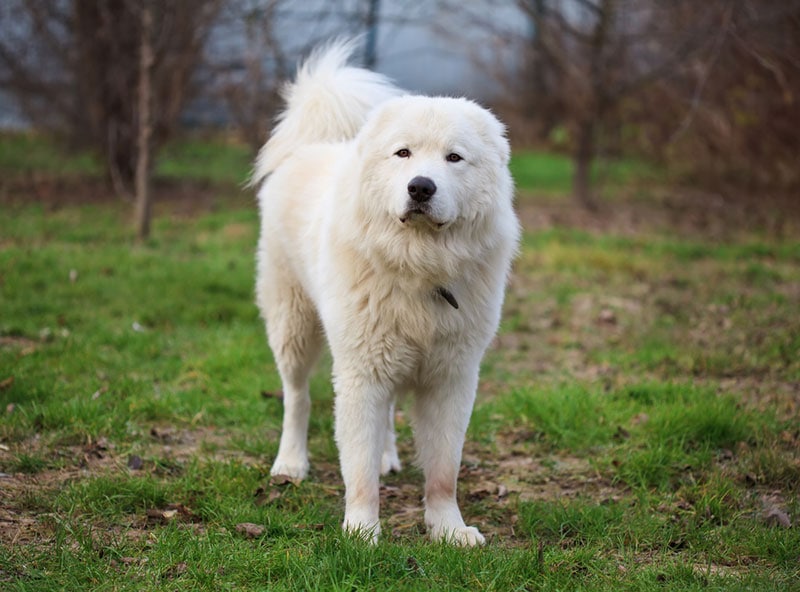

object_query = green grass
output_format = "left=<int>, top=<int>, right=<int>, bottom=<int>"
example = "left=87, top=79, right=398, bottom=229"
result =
left=0, top=132, right=252, bottom=185
left=0, top=133, right=100, bottom=177
left=156, top=136, right=253, bottom=185
left=509, top=151, right=658, bottom=195
left=1, top=139, right=799, bottom=590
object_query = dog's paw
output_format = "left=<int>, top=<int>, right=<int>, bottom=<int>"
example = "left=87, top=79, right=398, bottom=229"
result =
left=270, top=457, right=309, bottom=481
left=380, top=450, right=402, bottom=475
left=430, top=525, right=486, bottom=547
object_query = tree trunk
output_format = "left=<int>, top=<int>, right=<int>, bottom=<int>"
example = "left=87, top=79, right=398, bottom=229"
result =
left=573, top=116, right=596, bottom=210
left=572, top=0, right=614, bottom=210
left=364, top=0, right=380, bottom=69
left=134, top=2, right=153, bottom=241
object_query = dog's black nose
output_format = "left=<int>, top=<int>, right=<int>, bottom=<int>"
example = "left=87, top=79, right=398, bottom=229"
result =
left=407, top=176, right=437, bottom=202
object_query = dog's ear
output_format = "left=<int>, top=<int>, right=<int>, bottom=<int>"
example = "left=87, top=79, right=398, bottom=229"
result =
left=483, top=110, right=511, bottom=166
left=355, top=99, right=399, bottom=158
left=463, top=101, right=510, bottom=166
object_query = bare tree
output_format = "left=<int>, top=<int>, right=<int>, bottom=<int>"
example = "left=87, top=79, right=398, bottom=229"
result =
left=207, top=0, right=386, bottom=153
left=364, top=0, right=380, bottom=68
left=0, top=2, right=76, bottom=133
left=0, top=0, right=221, bottom=196
left=209, top=1, right=295, bottom=152
left=435, top=1, right=775, bottom=207
left=134, top=1, right=154, bottom=241
left=514, top=0, right=734, bottom=208
left=650, top=1, right=800, bottom=192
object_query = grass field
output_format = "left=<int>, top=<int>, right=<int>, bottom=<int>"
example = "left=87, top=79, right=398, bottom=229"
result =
left=1, top=134, right=799, bottom=590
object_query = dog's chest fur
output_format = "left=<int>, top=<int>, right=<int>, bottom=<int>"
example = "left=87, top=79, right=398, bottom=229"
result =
left=326, top=261, right=485, bottom=389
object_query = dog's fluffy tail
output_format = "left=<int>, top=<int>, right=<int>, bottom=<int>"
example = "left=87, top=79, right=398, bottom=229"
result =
left=251, top=39, right=400, bottom=185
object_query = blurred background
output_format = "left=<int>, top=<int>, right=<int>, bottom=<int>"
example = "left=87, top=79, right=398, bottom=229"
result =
left=1, top=0, right=799, bottom=234
left=2, top=5, right=799, bottom=582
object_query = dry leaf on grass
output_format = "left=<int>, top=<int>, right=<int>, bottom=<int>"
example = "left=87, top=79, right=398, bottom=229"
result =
left=292, top=523, right=324, bottom=531
left=253, top=486, right=283, bottom=506
left=235, top=522, right=265, bottom=538
left=269, top=473, right=301, bottom=486
left=127, top=455, right=144, bottom=470
left=146, top=503, right=197, bottom=524
left=147, top=509, right=176, bottom=523
left=149, top=427, right=176, bottom=443
left=764, top=507, right=791, bottom=528
left=260, top=390, right=284, bottom=400
left=406, top=556, right=426, bottom=575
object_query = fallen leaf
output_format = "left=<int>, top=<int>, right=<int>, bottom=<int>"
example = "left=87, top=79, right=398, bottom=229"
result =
left=254, top=486, right=283, bottom=506
left=84, top=438, right=109, bottom=460
left=91, top=385, right=108, bottom=400
left=598, top=309, right=617, bottom=324
left=145, top=504, right=194, bottom=524
left=165, top=503, right=197, bottom=521
left=150, top=427, right=175, bottom=443
left=146, top=509, right=171, bottom=523
left=293, top=523, right=324, bottom=531
left=380, top=485, right=402, bottom=499
left=127, top=455, right=144, bottom=470
left=668, top=537, right=687, bottom=550
left=764, top=507, right=791, bottom=528
left=260, top=390, right=284, bottom=400
left=270, top=473, right=300, bottom=486
left=165, top=561, right=188, bottom=579
left=0, top=377, right=14, bottom=390
left=406, top=556, right=425, bottom=575
left=467, top=482, right=495, bottom=502
left=235, top=522, right=265, bottom=538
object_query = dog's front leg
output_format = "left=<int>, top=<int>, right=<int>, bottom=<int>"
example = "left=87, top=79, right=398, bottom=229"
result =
left=414, top=371, right=485, bottom=546
left=334, top=372, right=390, bottom=544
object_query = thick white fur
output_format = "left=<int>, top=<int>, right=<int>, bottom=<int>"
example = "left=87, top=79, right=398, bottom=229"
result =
left=254, top=41, right=520, bottom=546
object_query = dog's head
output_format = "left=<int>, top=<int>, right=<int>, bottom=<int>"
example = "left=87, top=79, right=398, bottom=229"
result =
left=355, top=96, right=512, bottom=231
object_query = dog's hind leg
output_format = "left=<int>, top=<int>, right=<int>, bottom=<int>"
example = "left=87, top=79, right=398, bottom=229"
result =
left=381, top=400, right=402, bottom=475
left=258, top=275, right=323, bottom=481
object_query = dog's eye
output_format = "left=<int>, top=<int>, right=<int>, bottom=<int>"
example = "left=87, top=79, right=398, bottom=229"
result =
left=395, top=148, right=411, bottom=158
left=446, top=153, right=463, bottom=163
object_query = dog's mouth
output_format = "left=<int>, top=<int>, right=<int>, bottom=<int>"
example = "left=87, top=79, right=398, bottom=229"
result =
left=399, top=207, right=447, bottom=229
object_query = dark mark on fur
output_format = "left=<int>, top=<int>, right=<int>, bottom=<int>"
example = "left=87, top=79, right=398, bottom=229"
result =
left=436, top=287, right=459, bottom=309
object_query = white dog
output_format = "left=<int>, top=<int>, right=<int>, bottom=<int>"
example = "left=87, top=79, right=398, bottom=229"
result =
left=253, top=41, right=519, bottom=546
